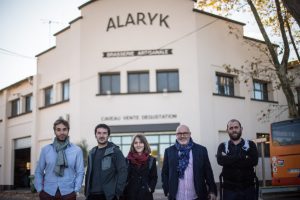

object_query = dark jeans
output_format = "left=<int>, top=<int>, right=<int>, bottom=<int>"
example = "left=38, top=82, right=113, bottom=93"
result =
left=86, top=194, right=118, bottom=200
left=39, top=189, right=76, bottom=200
left=223, top=186, right=256, bottom=200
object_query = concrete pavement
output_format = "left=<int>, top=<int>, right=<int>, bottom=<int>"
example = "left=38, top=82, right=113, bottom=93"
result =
left=1, top=189, right=299, bottom=200
left=0, top=189, right=167, bottom=200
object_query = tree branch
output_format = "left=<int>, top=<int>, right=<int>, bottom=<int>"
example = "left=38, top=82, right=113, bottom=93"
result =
left=275, top=0, right=289, bottom=69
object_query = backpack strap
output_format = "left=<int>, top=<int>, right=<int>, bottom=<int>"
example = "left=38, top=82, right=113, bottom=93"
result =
left=224, top=139, right=250, bottom=155
left=224, top=141, right=229, bottom=154
left=242, top=139, right=250, bottom=151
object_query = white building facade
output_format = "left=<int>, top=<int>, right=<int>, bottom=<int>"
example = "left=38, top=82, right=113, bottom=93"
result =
left=1, top=0, right=296, bottom=190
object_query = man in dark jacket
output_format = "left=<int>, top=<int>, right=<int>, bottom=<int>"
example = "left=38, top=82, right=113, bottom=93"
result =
left=161, top=124, right=217, bottom=200
left=217, top=119, right=258, bottom=200
left=85, top=124, right=127, bottom=200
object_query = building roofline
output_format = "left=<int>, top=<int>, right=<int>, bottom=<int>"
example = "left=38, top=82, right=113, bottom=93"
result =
left=78, top=0, right=98, bottom=10
left=53, top=26, right=70, bottom=36
left=35, top=46, right=56, bottom=57
left=69, top=16, right=83, bottom=25
left=243, top=36, right=279, bottom=47
left=53, top=16, right=83, bottom=37
left=0, top=76, right=34, bottom=92
left=193, top=8, right=245, bottom=26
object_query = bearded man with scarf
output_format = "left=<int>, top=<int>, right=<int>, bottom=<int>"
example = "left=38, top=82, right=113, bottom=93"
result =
left=162, top=124, right=217, bottom=200
left=35, top=118, right=85, bottom=200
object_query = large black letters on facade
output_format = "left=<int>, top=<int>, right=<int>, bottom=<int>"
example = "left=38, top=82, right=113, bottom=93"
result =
left=106, top=12, right=170, bottom=32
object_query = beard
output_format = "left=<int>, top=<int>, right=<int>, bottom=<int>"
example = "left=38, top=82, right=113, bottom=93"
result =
left=97, top=138, right=108, bottom=145
left=229, top=131, right=242, bottom=141
left=56, top=135, right=68, bottom=142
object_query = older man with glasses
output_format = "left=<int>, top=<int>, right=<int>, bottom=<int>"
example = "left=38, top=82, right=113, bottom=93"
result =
left=161, top=124, right=217, bottom=200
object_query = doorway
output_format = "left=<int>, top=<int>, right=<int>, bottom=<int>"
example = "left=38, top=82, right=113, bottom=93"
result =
left=14, top=148, right=31, bottom=188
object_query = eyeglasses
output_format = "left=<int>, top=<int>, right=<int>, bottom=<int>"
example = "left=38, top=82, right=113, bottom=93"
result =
left=176, top=132, right=190, bottom=137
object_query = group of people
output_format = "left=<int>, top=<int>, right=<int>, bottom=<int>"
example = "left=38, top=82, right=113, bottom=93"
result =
left=34, top=118, right=258, bottom=200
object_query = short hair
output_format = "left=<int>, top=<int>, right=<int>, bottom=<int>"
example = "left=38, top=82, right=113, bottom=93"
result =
left=176, top=124, right=191, bottom=133
left=94, top=123, right=111, bottom=135
left=129, top=134, right=151, bottom=154
left=53, top=118, right=70, bottom=131
left=227, top=119, right=242, bottom=129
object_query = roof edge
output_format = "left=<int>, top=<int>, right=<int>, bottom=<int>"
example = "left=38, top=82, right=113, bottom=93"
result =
left=78, top=0, right=98, bottom=10
left=193, top=8, right=245, bottom=26
left=69, top=16, right=83, bottom=25
left=35, top=46, right=56, bottom=57
left=0, top=76, right=34, bottom=92
left=243, top=36, right=279, bottom=47
left=53, top=26, right=70, bottom=36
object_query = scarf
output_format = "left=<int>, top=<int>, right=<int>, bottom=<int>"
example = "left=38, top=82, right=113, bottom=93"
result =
left=127, top=152, right=149, bottom=167
left=175, top=138, right=194, bottom=179
left=53, top=137, right=69, bottom=176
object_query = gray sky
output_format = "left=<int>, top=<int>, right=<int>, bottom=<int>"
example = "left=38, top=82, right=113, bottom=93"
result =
left=0, top=0, right=263, bottom=90
left=0, top=0, right=87, bottom=89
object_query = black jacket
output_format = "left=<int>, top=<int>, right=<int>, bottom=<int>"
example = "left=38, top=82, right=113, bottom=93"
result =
left=161, top=143, right=217, bottom=200
left=85, top=142, right=128, bottom=200
left=123, top=156, right=158, bottom=200
left=217, top=139, right=258, bottom=189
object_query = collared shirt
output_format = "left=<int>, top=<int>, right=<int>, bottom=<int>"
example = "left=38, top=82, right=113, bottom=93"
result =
left=176, top=150, right=198, bottom=200
left=34, top=143, right=85, bottom=196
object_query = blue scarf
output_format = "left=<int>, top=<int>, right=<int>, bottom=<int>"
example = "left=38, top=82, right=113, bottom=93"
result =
left=175, top=138, right=194, bottom=179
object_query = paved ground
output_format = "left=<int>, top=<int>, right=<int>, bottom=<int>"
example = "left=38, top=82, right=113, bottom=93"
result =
left=1, top=189, right=299, bottom=200
left=0, top=189, right=167, bottom=200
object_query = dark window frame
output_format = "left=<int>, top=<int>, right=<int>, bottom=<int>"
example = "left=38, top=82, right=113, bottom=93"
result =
left=128, top=71, right=149, bottom=93
left=216, top=72, right=235, bottom=96
left=11, top=98, right=20, bottom=117
left=44, top=86, right=53, bottom=106
left=62, top=80, right=70, bottom=101
left=156, top=70, right=179, bottom=92
left=99, top=73, right=120, bottom=94
left=25, top=94, right=33, bottom=113
left=253, top=79, right=269, bottom=101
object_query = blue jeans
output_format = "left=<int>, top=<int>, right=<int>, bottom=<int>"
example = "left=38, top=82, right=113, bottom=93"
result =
left=223, top=187, right=256, bottom=200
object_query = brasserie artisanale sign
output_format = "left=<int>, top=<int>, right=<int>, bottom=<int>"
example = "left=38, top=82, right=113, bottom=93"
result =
left=103, top=49, right=172, bottom=58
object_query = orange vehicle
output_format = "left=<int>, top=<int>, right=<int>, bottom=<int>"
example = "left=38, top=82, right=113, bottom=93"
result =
left=270, top=118, right=300, bottom=186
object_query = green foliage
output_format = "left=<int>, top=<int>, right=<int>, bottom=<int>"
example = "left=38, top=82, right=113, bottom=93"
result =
left=77, top=139, right=89, bottom=167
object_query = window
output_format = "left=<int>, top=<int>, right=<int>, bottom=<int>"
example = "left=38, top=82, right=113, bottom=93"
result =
left=157, top=70, right=179, bottom=92
left=25, top=94, right=32, bottom=113
left=256, top=133, right=270, bottom=157
left=253, top=80, right=268, bottom=101
left=62, top=81, right=70, bottom=101
left=100, top=74, right=120, bottom=94
left=128, top=72, right=149, bottom=93
left=44, top=86, right=53, bottom=106
left=216, top=73, right=234, bottom=96
left=11, top=99, right=20, bottom=117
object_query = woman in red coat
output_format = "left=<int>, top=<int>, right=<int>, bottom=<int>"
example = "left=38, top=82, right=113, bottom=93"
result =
left=122, top=134, right=158, bottom=200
